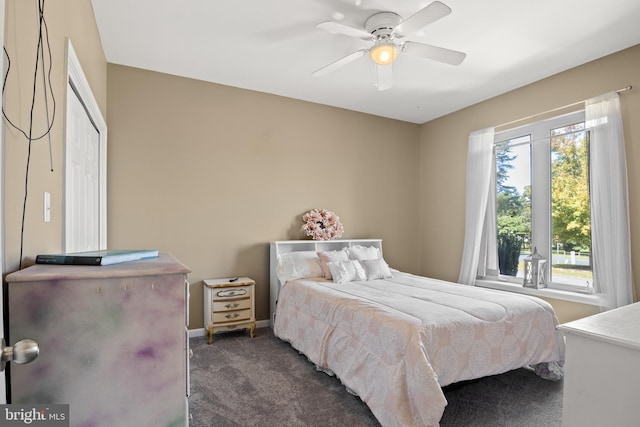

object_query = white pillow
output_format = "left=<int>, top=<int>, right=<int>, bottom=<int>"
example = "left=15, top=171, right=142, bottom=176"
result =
left=327, top=260, right=366, bottom=284
left=317, top=250, right=349, bottom=280
left=360, top=258, right=393, bottom=280
left=348, top=245, right=381, bottom=261
left=276, top=251, right=324, bottom=283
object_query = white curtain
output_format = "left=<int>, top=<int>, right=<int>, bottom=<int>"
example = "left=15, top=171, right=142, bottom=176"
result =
left=458, top=127, right=496, bottom=285
left=587, top=92, right=634, bottom=310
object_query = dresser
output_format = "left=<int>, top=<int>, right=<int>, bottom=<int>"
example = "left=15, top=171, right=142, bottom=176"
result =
left=558, top=302, right=640, bottom=427
left=5, top=253, right=191, bottom=427
left=203, top=277, right=256, bottom=344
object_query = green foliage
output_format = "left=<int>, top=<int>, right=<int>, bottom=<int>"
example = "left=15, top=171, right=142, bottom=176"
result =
left=496, top=146, right=531, bottom=276
left=497, top=192, right=521, bottom=217
left=498, top=232, right=522, bottom=276
left=497, top=215, right=530, bottom=239
left=496, top=148, right=517, bottom=194
left=551, top=130, right=591, bottom=251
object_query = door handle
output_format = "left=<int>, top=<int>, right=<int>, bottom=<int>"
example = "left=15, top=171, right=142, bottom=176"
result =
left=0, top=338, right=39, bottom=372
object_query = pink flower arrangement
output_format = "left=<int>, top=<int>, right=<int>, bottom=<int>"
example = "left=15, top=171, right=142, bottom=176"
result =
left=302, top=209, right=344, bottom=240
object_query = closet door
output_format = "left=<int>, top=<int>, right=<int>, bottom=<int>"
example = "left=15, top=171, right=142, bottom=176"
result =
left=65, top=82, right=100, bottom=252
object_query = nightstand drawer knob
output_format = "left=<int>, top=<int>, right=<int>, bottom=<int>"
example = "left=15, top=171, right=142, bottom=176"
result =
left=225, top=313, right=240, bottom=320
left=225, top=303, right=240, bottom=309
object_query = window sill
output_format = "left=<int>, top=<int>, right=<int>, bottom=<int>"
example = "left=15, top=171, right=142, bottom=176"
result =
left=476, top=279, right=601, bottom=306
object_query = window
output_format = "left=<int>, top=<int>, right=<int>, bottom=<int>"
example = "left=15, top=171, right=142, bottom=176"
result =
left=464, top=92, right=631, bottom=309
left=492, top=110, right=593, bottom=293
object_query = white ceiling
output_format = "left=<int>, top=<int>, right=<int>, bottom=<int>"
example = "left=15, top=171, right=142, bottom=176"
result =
left=91, top=0, right=640, bottom=124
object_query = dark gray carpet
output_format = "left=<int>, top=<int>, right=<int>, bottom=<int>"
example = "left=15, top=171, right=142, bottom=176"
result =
left=189, top=328, right=563, bottom=426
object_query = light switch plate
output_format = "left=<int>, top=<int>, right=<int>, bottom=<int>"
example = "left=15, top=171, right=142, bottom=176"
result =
left=44, top=192, right=51, bottom=222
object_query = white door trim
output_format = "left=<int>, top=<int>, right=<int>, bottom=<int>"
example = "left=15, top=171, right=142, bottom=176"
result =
left=64, top=39, right=107, bottom=251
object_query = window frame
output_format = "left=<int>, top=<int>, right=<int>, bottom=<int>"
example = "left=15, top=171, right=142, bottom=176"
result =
left=489, top=110, right=591, bottom=293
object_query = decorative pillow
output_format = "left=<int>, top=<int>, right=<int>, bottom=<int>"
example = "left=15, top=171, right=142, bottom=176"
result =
left=327, top=260, right=366, bottom=284
left=347, top=245, right=381, bottom=261
left=317, top=250, right=349, bottom=280
left=360, top=258, right=393, bottom=280
left=276, top=251, right=324, bottom=284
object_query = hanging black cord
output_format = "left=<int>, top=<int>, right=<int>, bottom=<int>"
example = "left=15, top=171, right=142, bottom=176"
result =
left=39, top=5, right=55, bottom=171
left=2, top=1, right=55, bottom=142
left=19, top=0, right=49, bottom=269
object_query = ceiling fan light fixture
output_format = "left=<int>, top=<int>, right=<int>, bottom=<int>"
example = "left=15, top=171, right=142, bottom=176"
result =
left=369, top=42, right=397, bottom=65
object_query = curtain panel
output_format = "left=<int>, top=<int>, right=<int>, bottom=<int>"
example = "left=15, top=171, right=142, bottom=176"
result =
left=458, top=127, right=495, bottom=286
left=587, top=92, right=634, bottom=310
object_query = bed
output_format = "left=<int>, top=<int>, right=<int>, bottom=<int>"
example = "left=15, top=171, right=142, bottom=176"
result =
left=269, top=239, right=565, bottom=427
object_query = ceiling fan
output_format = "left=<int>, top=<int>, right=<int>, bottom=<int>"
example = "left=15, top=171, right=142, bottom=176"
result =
left=312, top=1, right=466, bottom=91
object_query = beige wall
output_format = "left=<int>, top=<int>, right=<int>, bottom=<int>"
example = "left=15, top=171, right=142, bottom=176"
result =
left=419, top=44, right=640, bottom=322
left=106, top=64, right=421, bottom=327
left=3, top=0, right=107, bottom=271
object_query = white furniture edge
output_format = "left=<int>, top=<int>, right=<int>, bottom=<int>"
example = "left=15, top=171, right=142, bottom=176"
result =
left=557, top=302, right=640, bottom=351
left=269, top=239, right=383, bottom=328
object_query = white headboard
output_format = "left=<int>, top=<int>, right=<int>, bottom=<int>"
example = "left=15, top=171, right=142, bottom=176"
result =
left=269, top=239, right=383, bottom=327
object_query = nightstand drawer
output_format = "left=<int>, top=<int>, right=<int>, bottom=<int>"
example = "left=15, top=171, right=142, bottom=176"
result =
left=213, top=286, right=251, bottom=299
left=213, top=308, right=251, bottom=323
left=213, top=298, right=251, bottom=312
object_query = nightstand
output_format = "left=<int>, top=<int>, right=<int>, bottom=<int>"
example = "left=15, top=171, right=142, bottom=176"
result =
left=203, top=277, right=256, bottom=344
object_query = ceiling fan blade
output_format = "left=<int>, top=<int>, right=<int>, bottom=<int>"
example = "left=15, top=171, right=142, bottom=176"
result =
left=403, top=41, right=466, bottom=66
left=394, top=1, right=451, bottom=37
left=316, top=21, right=372, bottom=39
left=376, top=63, right=392, bottom=91
left=312, top=49, right=368, bottom=77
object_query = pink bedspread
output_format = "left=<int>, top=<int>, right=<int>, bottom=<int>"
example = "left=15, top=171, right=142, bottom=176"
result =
left=273, top=271, right=565, bottom=427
